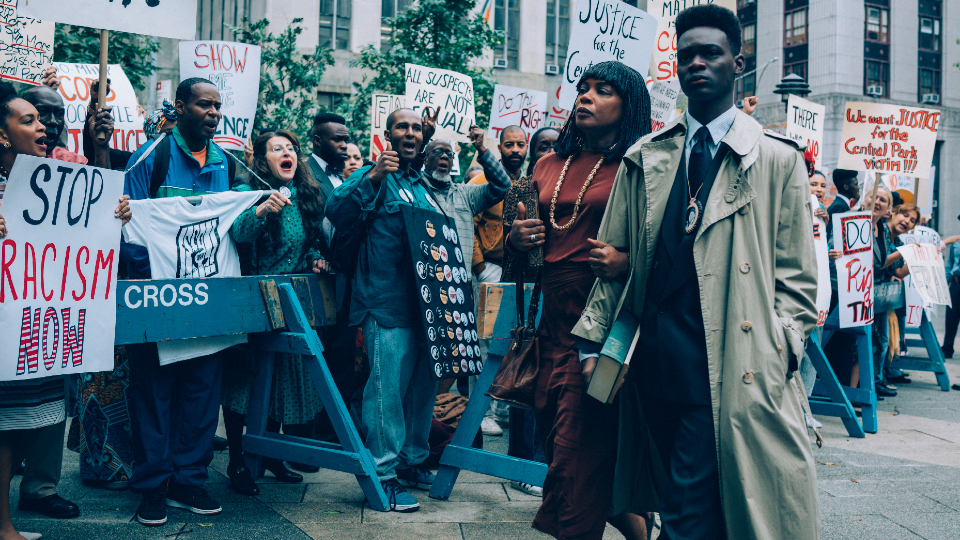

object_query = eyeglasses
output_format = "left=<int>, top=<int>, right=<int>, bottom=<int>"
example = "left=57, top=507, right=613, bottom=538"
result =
left=268, top=144, right=299, bottom=154
left=431, top=148, right=455, bottom=158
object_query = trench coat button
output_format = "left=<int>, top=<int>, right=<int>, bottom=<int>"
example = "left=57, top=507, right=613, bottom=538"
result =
left=739, top=263, right=750, bottom=274
left=739, top=204, right=749, bottom=215
left=741, top=321, right=752, bottom=332
left=743, top=372, right=754, bottom=384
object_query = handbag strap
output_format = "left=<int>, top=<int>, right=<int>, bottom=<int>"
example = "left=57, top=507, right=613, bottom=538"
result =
left=515, top=259, right=543, bottom=329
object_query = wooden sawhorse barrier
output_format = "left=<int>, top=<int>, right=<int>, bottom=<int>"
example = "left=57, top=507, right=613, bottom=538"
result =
left=891, top=310, right=950, bottom=392
left=430, top=283, right=547, bottom=500
left=115, top=275, right=390, bottom=511
left=809, top=310, right=877, bottom=434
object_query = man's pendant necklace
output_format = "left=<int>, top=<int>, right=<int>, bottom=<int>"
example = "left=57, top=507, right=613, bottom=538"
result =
left=684, top=177, right=705, bottom=235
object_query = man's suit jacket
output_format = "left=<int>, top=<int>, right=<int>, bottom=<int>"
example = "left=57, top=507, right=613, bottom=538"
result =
left=826, top=197, right=850, bottom=241
left=310, top=154, right=349, bottom=313
left=309, top=154, right=338, bottom=202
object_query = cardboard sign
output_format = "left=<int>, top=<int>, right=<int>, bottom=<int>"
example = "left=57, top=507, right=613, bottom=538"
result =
left=649, top=79, right=679, bottom=132
left=811, top=194, right=830, bottom=326
left=487, top=84, right=548, bottom=141
left=0, top=155, right=123, bottom=381
left=405, top=64, right=475, bottom=144
left=54, top=62, right=145, bottom=156
left=558, top=0, right=658, bottom=106
left=834, top=211, right=874, bottom=328
left=155, top=79, right=172, bottom=110
left=647, top=0, right=737, bottom=82
left=786, top=95, right=825, bottom=170
left=904, top=274, right=925, bottom=328
left=370, top=94, right=405, bottom=161
left=17, top=0, right=197, bottom=40
left=0, top=1, right=53, bottom=85
left=897, top=243, right=951, bottom=306
left=838, top=101, right=939, bottom=178
left=179, top=41, right=261, bottom=151
left=400, top=205, right=481, bottom=380
left=545, top=84, right=570, bottom=128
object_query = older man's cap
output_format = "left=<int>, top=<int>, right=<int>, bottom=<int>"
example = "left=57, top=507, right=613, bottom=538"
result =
left=833, top=169, right=858, bottom=183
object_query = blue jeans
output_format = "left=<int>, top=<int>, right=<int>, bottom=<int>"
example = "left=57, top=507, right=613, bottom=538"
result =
left=360, top=315, right=438, bottom=482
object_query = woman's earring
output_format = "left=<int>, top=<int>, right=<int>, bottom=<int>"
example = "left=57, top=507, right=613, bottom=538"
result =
left=2, top=142, right=10, bottom=148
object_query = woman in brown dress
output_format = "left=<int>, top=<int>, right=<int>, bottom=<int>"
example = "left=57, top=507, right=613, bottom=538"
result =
left=507, top=61, right=653, bottom=540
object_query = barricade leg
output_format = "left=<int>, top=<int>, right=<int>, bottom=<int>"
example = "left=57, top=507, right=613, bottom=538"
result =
left=244, top=348, right=274, bottom=478
left=892, top=313, right=950, bottom=391
left=857, top=331, right=878, bottom=434
left=807, top=334, right=865, bottom=438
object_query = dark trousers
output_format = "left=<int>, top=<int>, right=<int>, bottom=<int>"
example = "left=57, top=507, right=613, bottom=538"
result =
left=943, top=278, right=960, bottom=354
left=507, top=407, right=545, bottom=463
left=646, top=402, right=726, bottom=540
left=128, top=343, right=222, bottom=492
left=315, top=321, right=360, bottom=442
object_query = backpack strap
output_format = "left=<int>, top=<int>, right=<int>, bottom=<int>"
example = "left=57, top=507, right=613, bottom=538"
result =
left=227, top=147, right=237, bottom=185
left=149, top=135, right=171, bottom=199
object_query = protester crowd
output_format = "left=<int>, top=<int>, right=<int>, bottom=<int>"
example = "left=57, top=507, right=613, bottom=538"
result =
left=0, top=5, right=954, bottom=540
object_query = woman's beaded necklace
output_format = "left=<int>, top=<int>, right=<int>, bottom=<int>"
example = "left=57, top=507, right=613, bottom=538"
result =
left=549, top=154, right=605, bottom=231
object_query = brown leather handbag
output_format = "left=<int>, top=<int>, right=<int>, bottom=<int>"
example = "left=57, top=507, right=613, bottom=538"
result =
left=485, top=264, right=542, bottom=409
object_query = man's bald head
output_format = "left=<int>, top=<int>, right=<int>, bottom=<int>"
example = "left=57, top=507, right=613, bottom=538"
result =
left=498, top=125, right=527, bottom=176
left=22, top=85, right=64, bottom=156
left=499, top=125, right=524, bottom=144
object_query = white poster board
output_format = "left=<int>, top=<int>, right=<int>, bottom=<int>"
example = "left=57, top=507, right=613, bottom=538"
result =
left=18, top=0, right=197, bottom=40
left=899, top=228, right=939, bottom=327
left=0, top=1, right=53, bottom=85
left=0, top=155, right=123, bottom=381
left=837, top=102, right=940, bottom=179
left=786, top=95, right=825, bottom=171
left=648, top=79, right=679, bottom=132
left=179, top=41, right=261, bottom=152
left=155, top=79, right=172, bottom=110
left=370, top=94, right=405, bottom=161
left=647, top=0, right=737, bottom=82
left=558, top=0, right=658, bottom=106
left=405, top=64, right=475, bottom=144
left=53, top=62, right=145, bottom=156
left=834, top=211, right=874, bottom=328
left=897, top=243, right=951, bottom=306
left=546, top=84, right=570, bottom=128
left=487, top=85, right=548, bottom=142
left=812, top=194, right=830, bottom=326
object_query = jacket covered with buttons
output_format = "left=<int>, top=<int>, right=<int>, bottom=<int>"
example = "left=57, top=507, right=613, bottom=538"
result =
left=572, top=110, right=820, bottom=540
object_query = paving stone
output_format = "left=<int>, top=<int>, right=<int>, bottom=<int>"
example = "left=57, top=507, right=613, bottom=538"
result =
left=297, top=522, right=463, bottom=540
left=361, top=500, right=541, bottom=524
left=882, top=510, right=960, bottom=540
left=269, top=501, right=363, bottom=524
left=819, top=514, right=924, bottom=539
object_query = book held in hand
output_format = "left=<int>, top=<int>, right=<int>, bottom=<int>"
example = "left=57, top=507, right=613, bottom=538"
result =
left=586, top=310, right=641, bottom=404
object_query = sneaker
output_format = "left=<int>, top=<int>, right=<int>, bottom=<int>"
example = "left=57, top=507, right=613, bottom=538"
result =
left=396, top=466, right=435, bottom=490
left=481, top=417, right=504, bottom=436
left=510, top=480, right=543, bottom=497
left=136, top=486, right=168, bottom=526
left=165, top=484, right=222, bottom=515
left=380, top=478, right=420, bottom=512
left=804, top=413, right=822, bottom=430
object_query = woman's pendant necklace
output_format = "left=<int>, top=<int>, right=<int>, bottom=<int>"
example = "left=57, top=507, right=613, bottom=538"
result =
left=684, top=198, right=703, bottom=235
left=278, top=186, right=292, bottom=199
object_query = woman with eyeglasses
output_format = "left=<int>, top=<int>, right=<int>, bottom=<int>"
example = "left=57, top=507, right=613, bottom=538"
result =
left=219, top=129, right=330, bottom=496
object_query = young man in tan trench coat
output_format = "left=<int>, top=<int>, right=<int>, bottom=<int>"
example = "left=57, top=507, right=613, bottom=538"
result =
left=572, top=5, right=820, bottom=539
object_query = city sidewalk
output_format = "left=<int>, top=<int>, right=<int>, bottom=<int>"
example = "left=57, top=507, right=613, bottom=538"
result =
left=10, top=324, right=960, bottom=539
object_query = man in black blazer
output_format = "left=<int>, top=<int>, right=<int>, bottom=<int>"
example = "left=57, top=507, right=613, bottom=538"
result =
left=827, top=169, right=860, bottom=223
left=309, top=113, right=350, bottom=200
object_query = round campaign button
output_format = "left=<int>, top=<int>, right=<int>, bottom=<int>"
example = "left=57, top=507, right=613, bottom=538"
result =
left=416, top=261, right=426, bottom=280
left=455, top=247, right=463, bottom=264
left=461, top=268, right=468, bottom=282
left=447, top=326, right=455, bottom=340
left=469, top=359, right=476, bottom=372
left=425, top=309, right=435, bottom=324
left=430, top=346, right=440, bottom=361
left=466, top=345, right=474, bottom=358
left=442, top=224, right=450, bottom=241
left=461, top=359, right=469, bottom=372
left=420, top=241, right=430, bottom=259
left=452, top=344, right=459, bottom=357
left=457, top=288, right=465, bottom=305
left=435, top=307, right=443, bottom=320
left=399, top=188, right=413, bottom=203
left=452, top=268, right=461, bottom=284
left=439, top=289, right=448, bottom=304
left=431, top=244, right=441, bottom=261
left=468, top=312, right=475, bottom=324
left=472, top=329, right=477, bottom=341
left=441, top=346, right=448, bottom=358
left=425, top=220, right=436, bottom=237
left=434, top=363, right=442, bottom=378
left=448, top=286, right=457, bottom=304
left=450, top=228, right=458, bottom=244
left=453, top=311, right=461, bottom=324
left=439, top=245, right=448, bottom=262
left=435, top=265, right=445, bottom=281
left=425, top=193, right=440, bottom=212
left=445, top=310, right=453, bottom=323
left=420, top=285, right=432, bottom=303
left=452, top=361, right=459, bottom=374
left=474, top=345, right=481, bottom=357
left=456, top=327, right=463, bottom=341
left=459, top=344, right=467, bottom=357
left=427, top=327, right=437, bottom=341
left=476, top=360, right=482, bottom=372
left=444, top=265, right=452, bottom=282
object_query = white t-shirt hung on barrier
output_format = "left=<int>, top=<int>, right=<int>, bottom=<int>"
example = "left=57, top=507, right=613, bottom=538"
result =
left=122, top=190, right=263, bottom=365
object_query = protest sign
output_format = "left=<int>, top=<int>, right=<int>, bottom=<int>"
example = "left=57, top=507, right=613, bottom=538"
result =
left=558, top=0, right=658, bottom=106
left=786, top=95, right=825, bottom=170
left=155, top=79, right=172, bottom=110
left=648, top=0, right=737, bottom=82
left=838, top=101, right=939, bottom=178
left=649, top=79, right=679, bottom=132
left=405, top=64, right=475, bottom=144
left=0, top=155, right=123, bottom=381
left=487, top=84, right=547, bottom=141
left=834, top=211, right=874, bottom=328
left=904, top=274, right=925, bottom=328
left=811, top=195, right=830, bottom=326
left=179, top=41, right=261, bottom=151
left=897, top=243, right=950, bottom=306
left=17, top=0, right=196, bottom=40
left=370, top=94, right=405, bottom=161
left=900, top=225, right=941, bottom=247
left=545, top=84, right=570, bottom=128
left=53, top=62, right=144, bottom=156
left=0, top=1, right=53, bottom=85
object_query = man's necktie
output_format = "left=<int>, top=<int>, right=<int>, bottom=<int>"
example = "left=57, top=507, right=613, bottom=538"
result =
left=327, top=165, right=344, bottom=182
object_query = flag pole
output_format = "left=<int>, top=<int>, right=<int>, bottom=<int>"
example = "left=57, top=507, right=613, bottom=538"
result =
left=96, top=29, right=109, bottom=143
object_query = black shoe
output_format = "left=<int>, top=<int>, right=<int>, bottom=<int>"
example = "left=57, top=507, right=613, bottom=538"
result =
left=943, top=349, right=954, bottom=359
left=227, top=464, right=260, bottom=497
left=213, top=435, right=229, bottom=451
left=262, top=459, right=303, bottom=483
left=136, top=486, right=168, bottom=526
left=18, top=494, right=80, bottom=519
left=165, top=483, right=222, bottom=515
left=887, top=375, right=912, bottom=384
left=875, top=383, right=897, bottom=397
left=287, top=461, right=320, bottom=474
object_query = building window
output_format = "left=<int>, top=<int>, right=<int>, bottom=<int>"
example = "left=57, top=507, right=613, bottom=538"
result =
left=381, top=0, right=414, bottom=48
left=919, top=69, right=941, bottom=100
left=197, top=0, right=250, bottom=41
left=864, top=60, right=889, bottom=97
left=742, top=23, right=756, bottom=56
left=737, top=0, right=756, bottom=7
left=784, top=61, right=807, bottom=81
left=317, top=92, right=348, bottom=112
left=736, top=72, right=756, bottom=103
left=494, top=0, right=520, bottom=70
left=919, top=17, right=941, bottom=52
left=865, top=5, right=889, bottom=43
left=784, top=8, right=807, bottom=47
left=546, top=0, right=570, bottom=69
left=319, top=0, right=351, bottom=50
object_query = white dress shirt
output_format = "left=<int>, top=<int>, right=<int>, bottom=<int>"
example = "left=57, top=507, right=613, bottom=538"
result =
left=684, top=106, right=737, bottom=171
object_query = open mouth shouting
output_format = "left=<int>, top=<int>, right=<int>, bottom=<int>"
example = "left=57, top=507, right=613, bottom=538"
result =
left=202, top=120, right=219, bottom=136
left=34, top=134, right=48, bottom=154
left=401, top=139, right=419, bottom=157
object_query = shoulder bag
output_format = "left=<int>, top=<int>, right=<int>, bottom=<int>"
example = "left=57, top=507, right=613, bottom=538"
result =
left=485, top=262, right=542, bottom=409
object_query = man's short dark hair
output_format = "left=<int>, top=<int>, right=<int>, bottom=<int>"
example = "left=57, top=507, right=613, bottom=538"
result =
left=313, top=112, right=346, bottom=129
left=176, top=77, right=216, bottom=104
left=499, top=125, right=524, bottom=144
left=676, top=5, right=742, bottom=54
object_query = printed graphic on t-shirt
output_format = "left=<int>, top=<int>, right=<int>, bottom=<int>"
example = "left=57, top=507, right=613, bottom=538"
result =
left=176, top=217, right=222, bottom=278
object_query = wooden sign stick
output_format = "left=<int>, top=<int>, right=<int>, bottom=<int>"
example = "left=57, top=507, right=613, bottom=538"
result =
left=869, top=171, right=882, bottom=228
left=96, top=29, right=109, bottom=143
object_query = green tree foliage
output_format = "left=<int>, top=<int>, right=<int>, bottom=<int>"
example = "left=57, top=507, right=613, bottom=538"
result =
left=343, top=0, right=501, bottom=170
left=53, top=24, right=161, bottom=92
left=232, top=18, right=335, bottom=145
